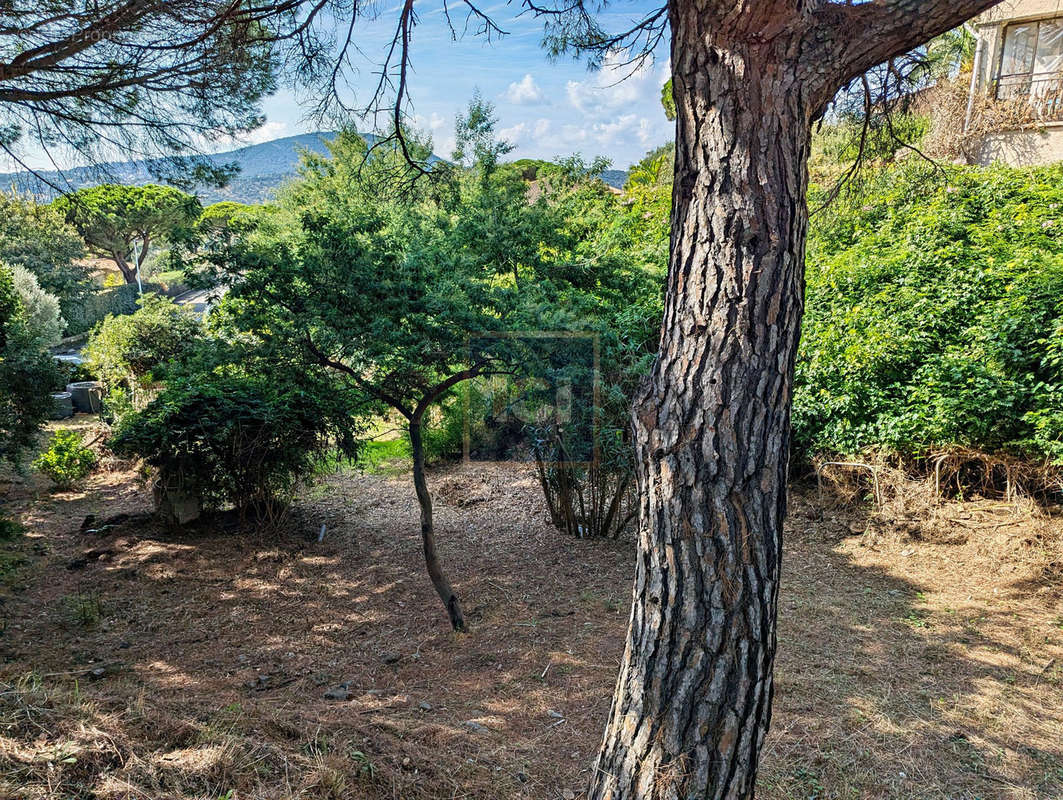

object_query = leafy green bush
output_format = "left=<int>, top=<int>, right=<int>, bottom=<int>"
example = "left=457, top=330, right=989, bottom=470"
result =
left=110, top=370, right=361, bottom=515
left=0, top=264, right=62, bottom=465
left=796, top=162, right=1063, bottom=464
left=9, top=263, right=64, bottom=349
left=33, top=430, right=97, bottom=488
left=83, top=294, right=203, bottom=400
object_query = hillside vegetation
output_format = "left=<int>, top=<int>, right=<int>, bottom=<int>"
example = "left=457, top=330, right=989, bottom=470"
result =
left=798, top=162, right=1063, bottom=468
left=1, top=104, right=1062, bottom=800
left=620, top=156, right=1063, bottom=477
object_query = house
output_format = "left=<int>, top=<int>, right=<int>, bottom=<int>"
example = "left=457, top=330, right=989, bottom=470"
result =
left=967, top=0, right=1063, bottom=165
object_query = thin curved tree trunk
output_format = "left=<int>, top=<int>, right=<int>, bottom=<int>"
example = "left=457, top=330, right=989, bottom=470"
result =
left=587, top=18, right=811, bottom=800
left=409, top=417, right=467, bottom=632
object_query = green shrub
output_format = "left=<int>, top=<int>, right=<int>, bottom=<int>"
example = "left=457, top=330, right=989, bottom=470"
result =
left=0, top=264, right=62, bottom=465
left=110, top=370, right=362, bottom=515
left=100, top=386, right=136, bottom=428
left=83, top=294, right=203, bottom=398
left=797, top=161, right=1063, bottom=464
left=33, top=430, right=97, bottom=488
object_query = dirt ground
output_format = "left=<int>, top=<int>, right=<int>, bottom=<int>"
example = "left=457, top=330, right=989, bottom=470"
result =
left=1, top=423, right=1062, bottom=799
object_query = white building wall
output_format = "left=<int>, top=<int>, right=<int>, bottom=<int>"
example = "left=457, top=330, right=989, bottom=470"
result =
left=970, top=0, right=1063, bottom=165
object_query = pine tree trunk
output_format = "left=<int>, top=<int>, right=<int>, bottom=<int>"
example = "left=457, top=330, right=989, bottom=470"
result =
left=587, top=20, right=811, bottom=800
left=111, top=253, right=137, bottom=285
left=409, top=418, right=467, bottom=632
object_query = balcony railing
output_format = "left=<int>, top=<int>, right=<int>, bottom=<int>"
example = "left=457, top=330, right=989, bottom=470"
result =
left=994, top=73, right=1063, bottom=122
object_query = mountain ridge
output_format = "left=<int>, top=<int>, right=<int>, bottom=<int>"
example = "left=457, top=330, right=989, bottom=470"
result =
left=0, top=131, right=629, bottom=203
left=0, top=132, right=344, bottom=205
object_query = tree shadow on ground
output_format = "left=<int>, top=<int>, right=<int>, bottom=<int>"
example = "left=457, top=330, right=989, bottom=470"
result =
left=762, top=492, right=1063, bottom=800
left=1, top=465, right=1060, bottom=799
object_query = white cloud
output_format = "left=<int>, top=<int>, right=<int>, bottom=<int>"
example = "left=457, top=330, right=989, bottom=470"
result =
left=551, top=113, right=657, bottom=154
left=498, top=122, right=528, bottom=145
left=504, top=74, right=548, bottom=106
left=565, top=53, right=666, bottom=115
left=213, top=120, right=289, bottom=150
left=532, top=118, right=552, bottom=139
left=548, top=55, right=674, bottom=165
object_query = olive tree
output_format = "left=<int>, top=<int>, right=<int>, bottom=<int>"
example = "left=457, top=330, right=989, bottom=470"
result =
left=8, top=263, right=64, bottom=349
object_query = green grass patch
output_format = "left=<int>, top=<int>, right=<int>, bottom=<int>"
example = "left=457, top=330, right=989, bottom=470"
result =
left=357, top=438, right=411, bottom=476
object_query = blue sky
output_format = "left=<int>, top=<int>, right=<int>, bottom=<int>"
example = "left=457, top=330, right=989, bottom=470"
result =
left=0, top=2, right=673, bottom=173
left=248, top=1, right=674, bottom=171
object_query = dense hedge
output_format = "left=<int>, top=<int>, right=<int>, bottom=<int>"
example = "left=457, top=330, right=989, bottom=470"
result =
left=65, top=283, right=166, bottom=336
left=795, top=162, right=1063, bottom=464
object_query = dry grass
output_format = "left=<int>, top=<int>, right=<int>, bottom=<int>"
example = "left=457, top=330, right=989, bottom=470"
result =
left=922, top=74, right=1062, bottom=165
left=767, top=481, right=1063, bottom=800
left=0, top=443, right=1061, bottom=799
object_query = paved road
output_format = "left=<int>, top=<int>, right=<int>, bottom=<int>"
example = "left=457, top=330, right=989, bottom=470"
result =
left=172, top=287, right=218, bottom=315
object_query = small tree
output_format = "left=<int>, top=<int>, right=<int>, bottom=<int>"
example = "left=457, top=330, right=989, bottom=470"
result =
left=8, top=264, right=64, bottom=350
left=206, top=124, right=545, bottom=631
left=55, top=185, right=201, bottom=285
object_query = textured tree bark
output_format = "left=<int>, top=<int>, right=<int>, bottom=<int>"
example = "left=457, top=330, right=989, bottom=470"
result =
left=588, top=1, right=1003, bottom=797
left=409, top=417, right=467, bottom=632
left=587, top=13, right=811, bottom=800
